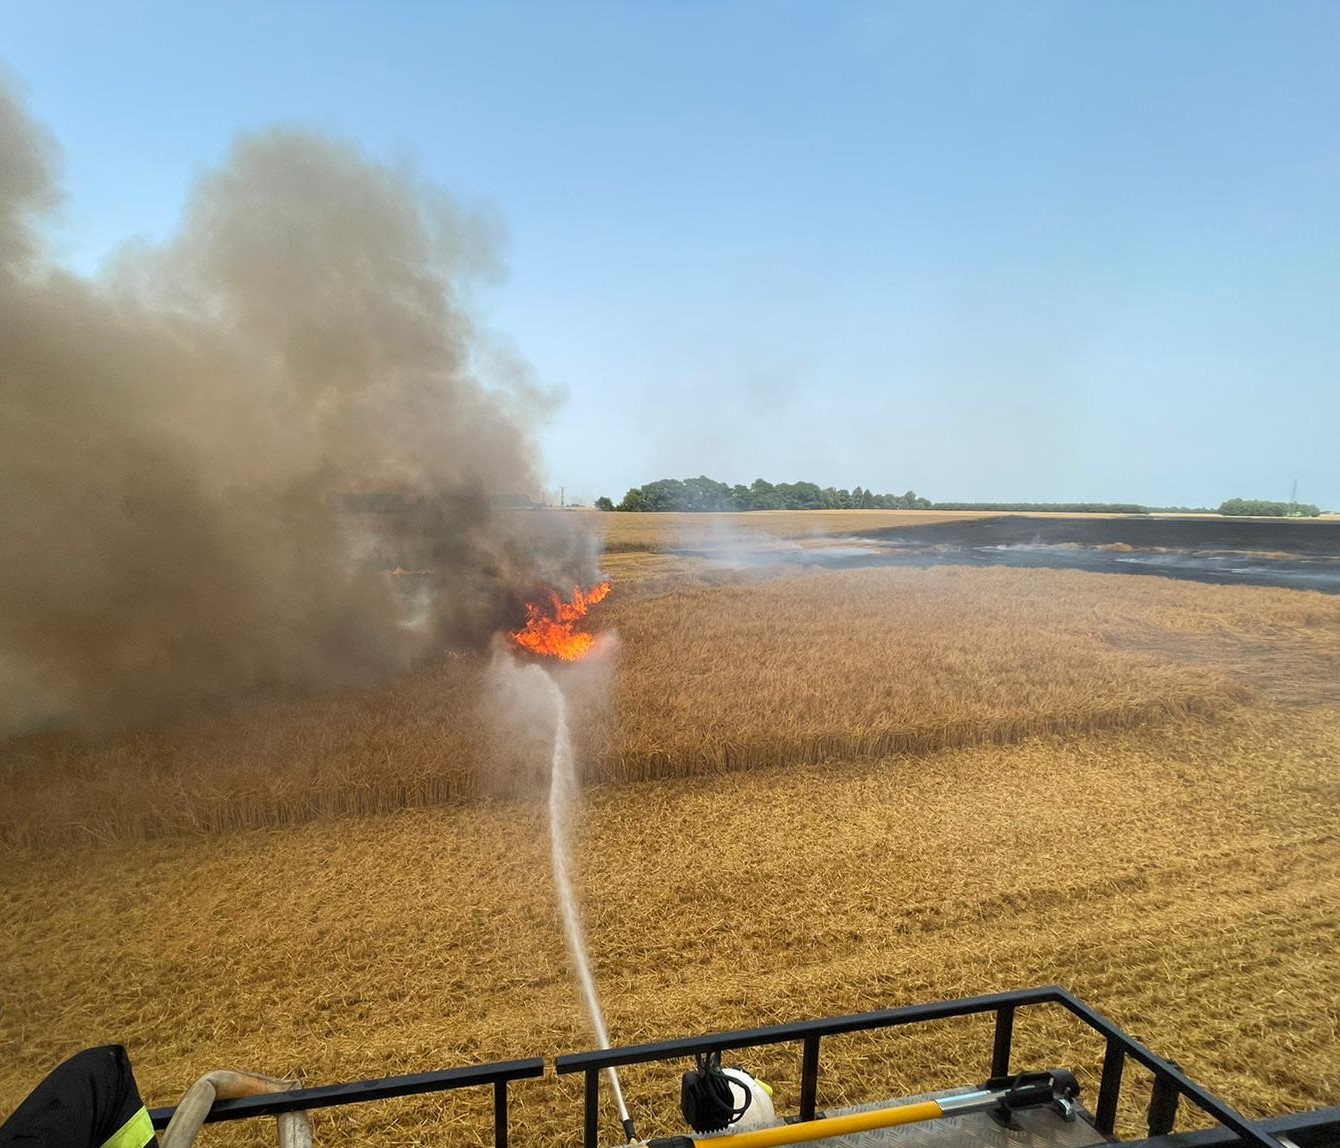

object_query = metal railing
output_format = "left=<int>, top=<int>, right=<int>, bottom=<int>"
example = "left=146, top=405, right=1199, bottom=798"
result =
left=1120, top=1106, right=1340, bottom=1148
left=147, top=1057, right=544, bottom=1148
left=554, top=985, right=1287, bottom=1148
left=136, top=985, right=1326, bottom=1148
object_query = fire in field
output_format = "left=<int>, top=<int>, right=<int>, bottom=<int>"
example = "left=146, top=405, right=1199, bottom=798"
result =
left=5, top=532, right=1340, bottom=1146
left=510, top=583, right=615, bottom=662
left=3, top=31, right=1340, bottom=1148
left=502, top=579, right=635, bottom=1141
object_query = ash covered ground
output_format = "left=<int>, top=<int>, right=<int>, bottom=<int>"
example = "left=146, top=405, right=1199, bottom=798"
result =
left=678, top=515, right=1340, bottom=594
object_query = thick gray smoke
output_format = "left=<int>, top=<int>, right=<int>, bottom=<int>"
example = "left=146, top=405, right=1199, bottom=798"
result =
left=0, top=79, right=597, bottom=733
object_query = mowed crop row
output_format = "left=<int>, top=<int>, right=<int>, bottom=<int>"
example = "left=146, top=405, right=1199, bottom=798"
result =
left=4, top=565, right=1339, bottom=848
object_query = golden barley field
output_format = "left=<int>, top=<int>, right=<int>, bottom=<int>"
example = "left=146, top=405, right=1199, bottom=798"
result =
left=3, top=512, right=1339, bottom=1147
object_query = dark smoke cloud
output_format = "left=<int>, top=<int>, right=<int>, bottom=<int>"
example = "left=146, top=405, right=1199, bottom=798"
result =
left=0, top=79, right=597, bottom=733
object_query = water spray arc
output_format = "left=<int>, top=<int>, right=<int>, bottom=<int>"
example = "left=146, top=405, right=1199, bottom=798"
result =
left=539, top=668, right=637, bottom=1142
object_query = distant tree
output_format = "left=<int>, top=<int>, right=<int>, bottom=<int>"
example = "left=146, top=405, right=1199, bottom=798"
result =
left=615, top=486, right=650, bottom=511
left=1218, top=498, right=1320, bottom=517
left=748, top=478, right=780, bottom=510
left=681, top=475, right=736, bottom=510
left=594, top=496, right=614, bottom=511
left=775, top=481, right=825, bottom=509
left=611, top=476, right=935, bottom=511
left=621, top=479, right=680, bottom=511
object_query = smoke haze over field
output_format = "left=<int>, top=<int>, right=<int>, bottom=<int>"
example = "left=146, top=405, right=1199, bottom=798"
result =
left=0, top=80, right=596, bottom=734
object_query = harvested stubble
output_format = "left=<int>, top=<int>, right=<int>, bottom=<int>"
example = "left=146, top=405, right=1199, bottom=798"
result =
left=2, top=705, right=1338, bottom=1147
left=6, top=565, right=1340, bottom=848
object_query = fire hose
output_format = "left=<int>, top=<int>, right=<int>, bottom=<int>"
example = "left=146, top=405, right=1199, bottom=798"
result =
left=160, top=1070, right=303, bottom=1148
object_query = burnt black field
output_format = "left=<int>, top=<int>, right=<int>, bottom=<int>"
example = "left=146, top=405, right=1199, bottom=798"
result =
left=682, top=515, right=1340, bottom=594
left=865, top=514, right=1340, bottom=556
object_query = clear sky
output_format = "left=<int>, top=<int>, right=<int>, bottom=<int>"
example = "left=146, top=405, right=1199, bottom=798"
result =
left=3, top=1, right=1337, bottom=508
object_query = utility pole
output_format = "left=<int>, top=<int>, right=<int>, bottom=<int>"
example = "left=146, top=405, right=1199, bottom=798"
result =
left=1290, top=478, right=1298, bottom=516
left=560, top=485, right=566, bottom=509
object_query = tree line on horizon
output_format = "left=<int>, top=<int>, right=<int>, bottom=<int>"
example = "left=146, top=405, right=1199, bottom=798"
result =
left=594, top=477, right=1325, bottom=517
left=597, top=476, right=930, bottom=512
left=1218, top=498, right=1321, bottom=517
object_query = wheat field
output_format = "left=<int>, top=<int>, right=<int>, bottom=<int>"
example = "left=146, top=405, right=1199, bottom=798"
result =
left=2, top=513, right=1339, bottom=1146
left=2, top=705, right=1337, bottom=1147
left=583, top=509, right=979, bottom=553
left=9, top=564, right=1337, bottom=847
left=580, top=508, right=1167, bottom=553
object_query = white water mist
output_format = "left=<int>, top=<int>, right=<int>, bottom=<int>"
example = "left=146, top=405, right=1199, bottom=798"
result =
left=538, top=666, right=632, bottom=1131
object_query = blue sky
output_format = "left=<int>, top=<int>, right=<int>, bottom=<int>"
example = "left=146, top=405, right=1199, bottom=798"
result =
left=3, top=1, right=1337, bottom=507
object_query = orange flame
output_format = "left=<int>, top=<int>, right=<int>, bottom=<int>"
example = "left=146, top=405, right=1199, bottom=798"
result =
left=509, top=581, right=612, bottom=662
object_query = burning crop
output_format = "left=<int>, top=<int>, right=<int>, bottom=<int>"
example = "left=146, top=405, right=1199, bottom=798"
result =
left=8, top=563, right=1326, bottom=849
left=0, top=78, right=603, bottom=735
left=509, top=582, right=612, bottom=662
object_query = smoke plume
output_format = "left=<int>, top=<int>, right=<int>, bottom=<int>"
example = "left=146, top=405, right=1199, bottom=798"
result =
left=0, top=78, right=596, bottom=733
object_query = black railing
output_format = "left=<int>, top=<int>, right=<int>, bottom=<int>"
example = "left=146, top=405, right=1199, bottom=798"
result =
left=147, top=1057, right=544, bottom=1148
left=1121, top=1106, right=1340, bottom=1148
left=136, top=985, right=1325, bottom=1148
left=554, top=985, right=1286, bottom=1148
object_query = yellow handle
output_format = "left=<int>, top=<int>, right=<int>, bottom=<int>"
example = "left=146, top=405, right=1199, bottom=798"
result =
left=694, top=1100, right=945, bottom=1148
